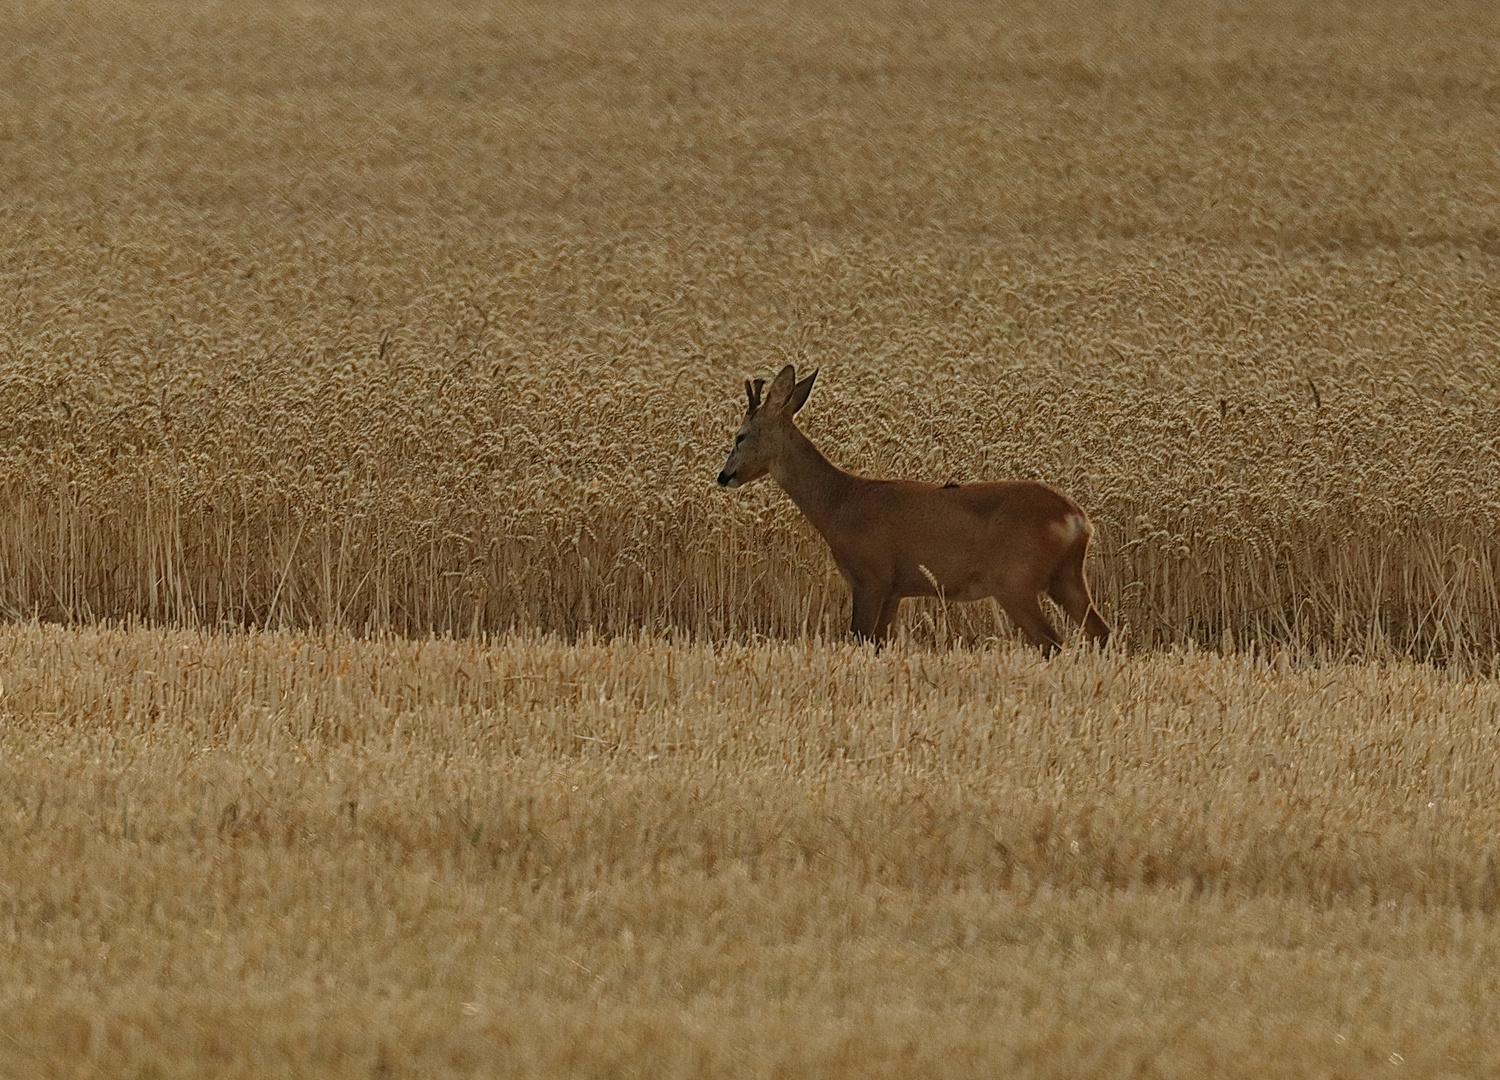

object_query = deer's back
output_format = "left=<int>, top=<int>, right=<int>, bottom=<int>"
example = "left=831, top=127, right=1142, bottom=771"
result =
left=852, top=477, right=1083, bottom=527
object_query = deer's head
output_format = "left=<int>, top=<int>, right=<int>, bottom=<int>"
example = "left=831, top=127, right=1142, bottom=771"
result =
left=717, top=364, right=817, bottom=488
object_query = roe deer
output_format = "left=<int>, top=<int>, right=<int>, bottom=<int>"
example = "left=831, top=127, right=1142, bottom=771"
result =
left=717, top=365, right=1110, bottom=652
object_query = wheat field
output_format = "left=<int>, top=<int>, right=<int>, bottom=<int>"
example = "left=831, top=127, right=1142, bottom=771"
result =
left=3, top=0, right=1500, bottom=655
left=3, top=0, right=1500, bottom=1074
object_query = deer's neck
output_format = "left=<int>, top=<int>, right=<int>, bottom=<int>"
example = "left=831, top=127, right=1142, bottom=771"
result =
left=771, top=427, right=857, bottom=536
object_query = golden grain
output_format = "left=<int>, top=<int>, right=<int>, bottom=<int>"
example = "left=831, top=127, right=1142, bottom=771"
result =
left=2, top=1, right=1499, bottom=655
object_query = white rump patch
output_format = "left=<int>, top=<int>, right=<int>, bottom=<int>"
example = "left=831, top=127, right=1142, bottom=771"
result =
left=1050, top=513, right=1091, bottom=545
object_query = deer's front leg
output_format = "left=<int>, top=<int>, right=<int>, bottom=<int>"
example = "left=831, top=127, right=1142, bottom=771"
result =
left=875, top=594, right=903, bottom=641
left=849, top=581, right=890, bottom=643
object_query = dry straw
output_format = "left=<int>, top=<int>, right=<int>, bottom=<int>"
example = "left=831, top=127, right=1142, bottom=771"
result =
left=1, top=620, right=1497, bottom=1075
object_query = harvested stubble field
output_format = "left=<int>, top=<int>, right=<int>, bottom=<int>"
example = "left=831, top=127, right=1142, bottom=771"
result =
left=3, top=0, right=1500, bottom=1074
left=4, top=623, right=1500, bottom=1077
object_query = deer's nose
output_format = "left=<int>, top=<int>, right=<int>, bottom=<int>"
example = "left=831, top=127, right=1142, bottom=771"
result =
left=717, top=471, right=734, bottom=487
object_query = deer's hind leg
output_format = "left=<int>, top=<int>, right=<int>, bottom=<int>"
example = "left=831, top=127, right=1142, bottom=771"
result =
left=995, top=583, right=1065, bottom=656
left=1046, top=539, right=1111, bottom=645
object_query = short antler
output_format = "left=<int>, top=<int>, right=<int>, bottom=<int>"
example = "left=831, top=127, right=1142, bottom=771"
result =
left=745, top=378, right=765, bottom=412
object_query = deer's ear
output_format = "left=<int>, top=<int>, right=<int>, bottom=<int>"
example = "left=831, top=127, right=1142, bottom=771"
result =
left=762, top=364, right=798, bottom=412
left=745, top=378, right=764, bottom=412
left=787, top=369, right=817, bottom=414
